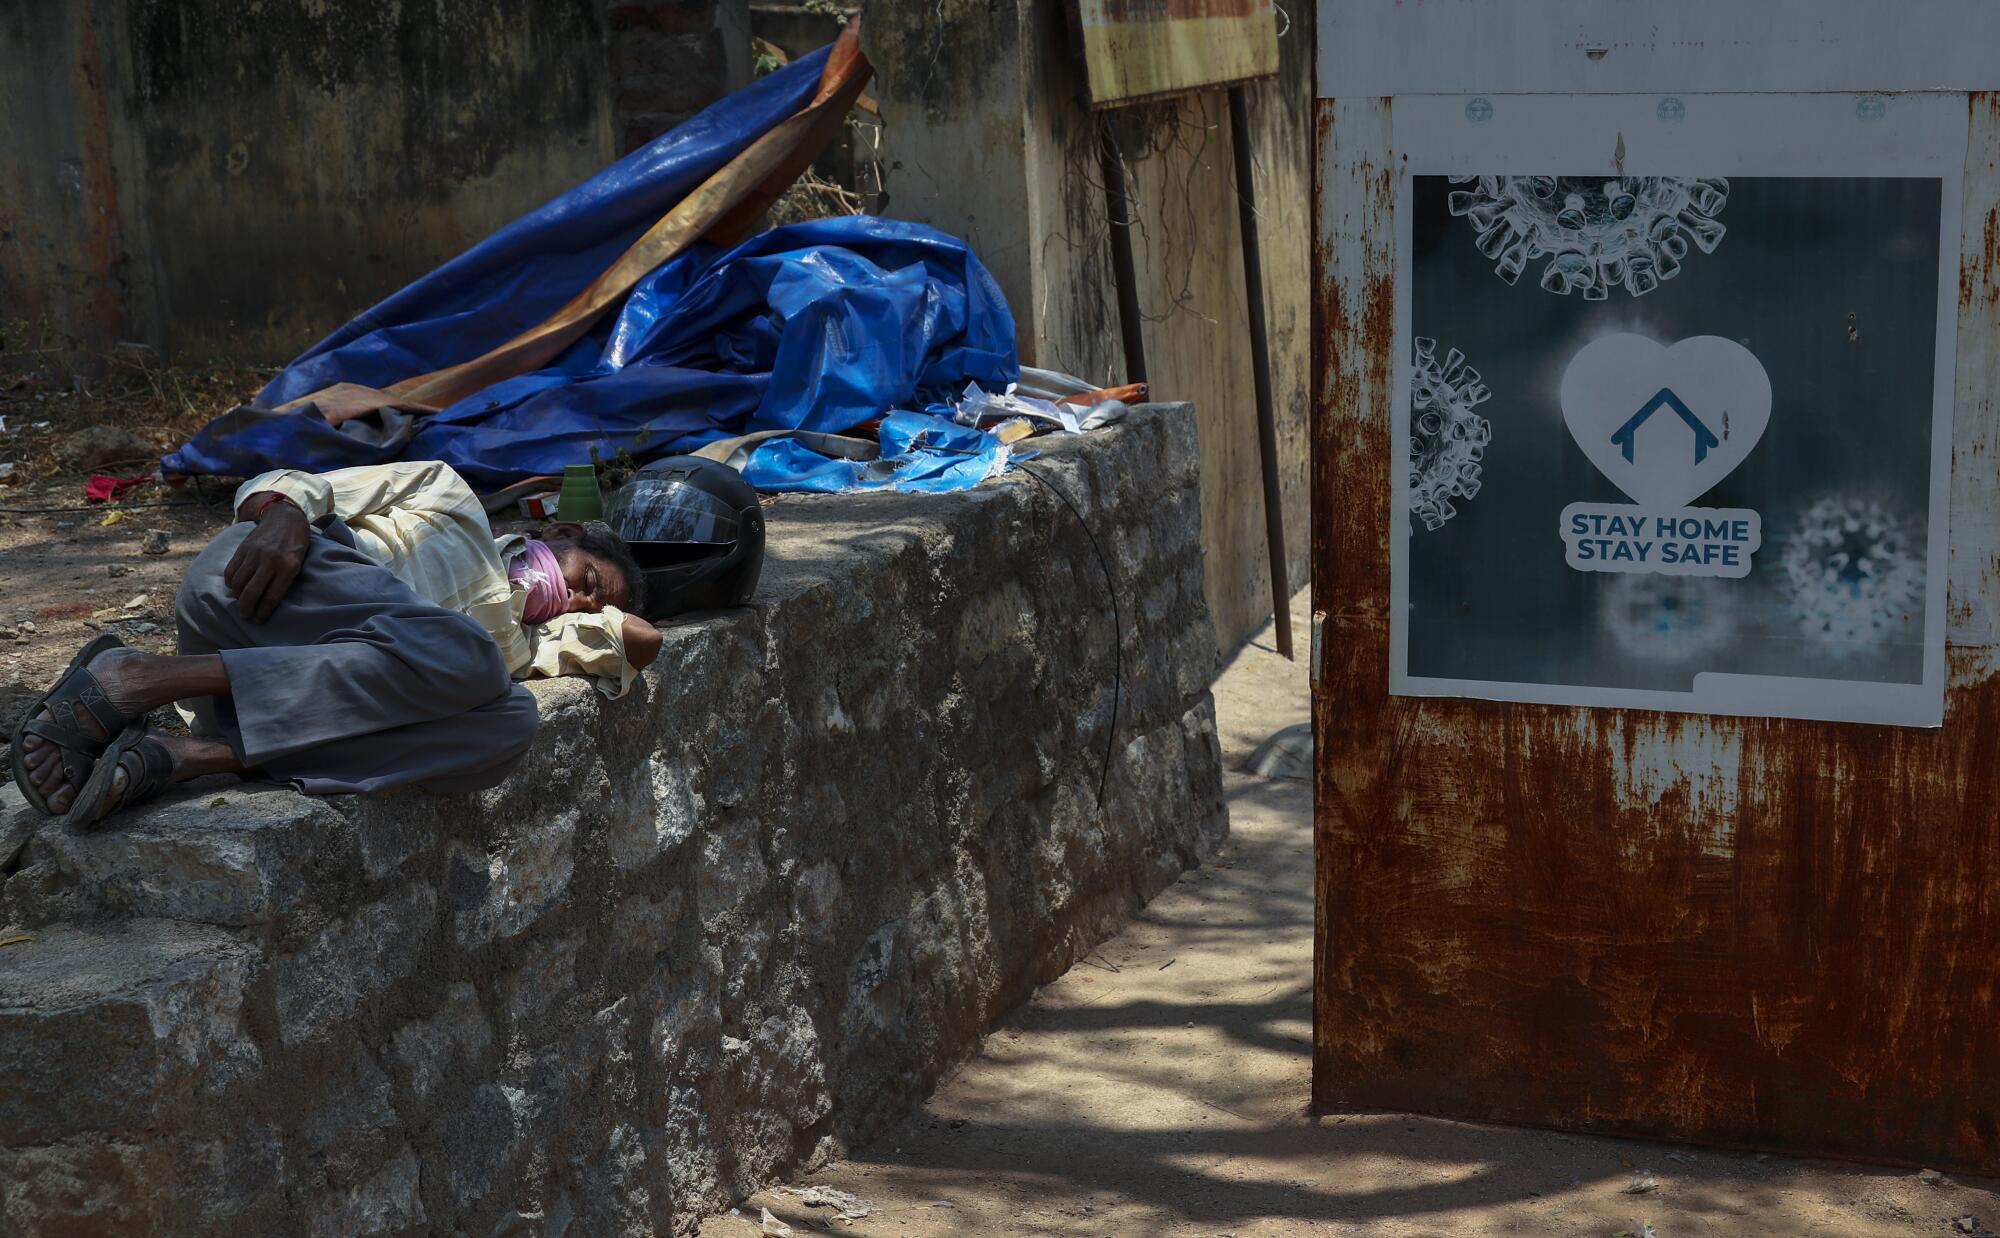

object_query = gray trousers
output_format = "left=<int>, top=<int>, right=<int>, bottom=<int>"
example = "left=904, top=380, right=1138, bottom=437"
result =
left=175, top=522, right=540, bottom=795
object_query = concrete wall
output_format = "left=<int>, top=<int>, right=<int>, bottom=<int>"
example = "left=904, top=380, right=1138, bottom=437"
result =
left=0, top=406, right=1226, bottom=1235
left=0, top=1, right=745, bottom=363
left=862, top=1, right=1314, bottom=650
left=611, top=0, right=752, bottom=155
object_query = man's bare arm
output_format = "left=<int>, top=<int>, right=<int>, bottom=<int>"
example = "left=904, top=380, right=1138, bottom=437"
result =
left=620, top=613, right=663, bottom=670
left=225, top=492, right=311, bottom=623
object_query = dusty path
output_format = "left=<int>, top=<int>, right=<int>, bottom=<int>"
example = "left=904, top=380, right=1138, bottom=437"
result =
left=704, top=593, right=2000, bottom=1237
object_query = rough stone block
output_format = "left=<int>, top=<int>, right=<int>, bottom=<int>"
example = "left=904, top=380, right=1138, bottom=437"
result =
left=275, top=885, right=435, bottom=1047
left=0, top=919, right=257, bottom=1144
left=0, top=1137, right=168, bottom=1236
left=33, top=785, right=354, bottom=927
left=447, top=809, right=577, bottom=947
left=0, top=783, right=34, bottom=873
left=391, top=981, right=495, bottom=1104
left=307, top=1146, right=426, bottom=1238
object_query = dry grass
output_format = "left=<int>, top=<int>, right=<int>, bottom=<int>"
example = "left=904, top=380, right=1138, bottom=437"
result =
left=763, top=167, right=868, bottom=231
left=0, top=317, right=274, bottom=490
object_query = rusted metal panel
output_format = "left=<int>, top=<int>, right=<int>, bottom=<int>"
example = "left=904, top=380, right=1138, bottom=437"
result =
left=1313, top=94, right=2000, bottom=1171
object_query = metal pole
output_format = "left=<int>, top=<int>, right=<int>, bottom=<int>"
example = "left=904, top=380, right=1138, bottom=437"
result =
left=1099, top=124, right=1148, bottom=385
left=1228, top=84, right=1294, bottom=660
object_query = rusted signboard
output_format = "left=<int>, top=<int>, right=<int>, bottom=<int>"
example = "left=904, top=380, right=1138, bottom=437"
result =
left=1315, top=6, right=2000, bottom=1172
left=1068, top=0, right=1280, bottom=110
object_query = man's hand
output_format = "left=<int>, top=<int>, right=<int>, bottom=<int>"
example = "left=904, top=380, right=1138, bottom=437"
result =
left=225, top=493, right=311, bottom=623
left=621, top=613, right=664, bottom=670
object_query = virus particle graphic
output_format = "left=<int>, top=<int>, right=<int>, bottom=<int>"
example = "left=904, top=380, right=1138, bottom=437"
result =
left=1602, top=575, right=1736, bottom=661
left=1446, top=175, right=1730, bottom=299
left=1780, top=495, right=1925, bottom=658
left=1409, top=336, right=1492, bottom=531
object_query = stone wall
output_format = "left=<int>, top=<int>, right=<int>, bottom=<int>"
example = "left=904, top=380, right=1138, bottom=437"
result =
left=0, top=405, right=1226, bottom=1236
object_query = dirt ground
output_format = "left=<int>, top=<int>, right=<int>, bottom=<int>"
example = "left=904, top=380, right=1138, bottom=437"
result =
left=0, top=346, right=261, bottom=752
left=701, top=592, right=2000, bottom=1238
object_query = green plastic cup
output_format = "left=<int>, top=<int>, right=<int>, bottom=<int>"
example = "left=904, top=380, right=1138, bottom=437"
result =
left=557, top=463, right=604, bottom=522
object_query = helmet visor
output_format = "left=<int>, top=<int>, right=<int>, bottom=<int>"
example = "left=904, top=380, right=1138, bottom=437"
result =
left=608, top=476, right=741, bottom=545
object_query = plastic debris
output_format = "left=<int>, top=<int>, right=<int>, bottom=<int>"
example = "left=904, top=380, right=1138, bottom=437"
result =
left=100, top=510, right=126, bottom=527
left=1956, top=1218, right=1978, bottom=1234
left=1623, top=1173, right=1659, bottom=1194
left=785, top=1185, right=873, bottom=1219
left=0, top=933, right=34, bottom=950
left=1246, top=721, right=1312, bottom=781
left=1077, top=398, right=1130, bottom=431
left=1922, top=1168, right=1948, bottom=1185
left=759, top=1207, right=792, bottom=1235
left=953, top=380, right=1080, bottom=434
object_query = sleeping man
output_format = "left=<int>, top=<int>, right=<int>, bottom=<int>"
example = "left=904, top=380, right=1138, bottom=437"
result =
left=12, top=460, right=664, bottom=826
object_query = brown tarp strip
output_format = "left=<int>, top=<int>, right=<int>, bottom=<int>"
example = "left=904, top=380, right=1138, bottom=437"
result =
left=281, top=21, right=872, bottom=420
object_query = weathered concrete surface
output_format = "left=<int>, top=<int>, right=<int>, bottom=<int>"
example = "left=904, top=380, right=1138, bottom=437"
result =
left=0, top=0, right=617, bottom=360
left=611, top=0, right=752, bottom=155
left=0, top=404, right=1225, bottom=1236
left=862, top=1, right=1313, bottom=651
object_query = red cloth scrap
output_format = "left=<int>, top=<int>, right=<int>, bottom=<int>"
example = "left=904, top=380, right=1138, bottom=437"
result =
left=85, top=474, right=154, bottom=503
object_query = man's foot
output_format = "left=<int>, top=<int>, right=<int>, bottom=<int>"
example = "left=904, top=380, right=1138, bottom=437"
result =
left=65, top=730, right=242, bottom=828
left=15, top=644, right=150, bottom=816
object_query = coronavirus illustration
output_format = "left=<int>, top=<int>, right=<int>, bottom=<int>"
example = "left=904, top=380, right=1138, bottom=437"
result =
left=1602, top=574, right=1736, bottom=661
left=1409, top=336, right=1492, bottom=531
left=1446, top=175, right=1730, bottom=299
left=1780, top=495, right=1925, bottom=657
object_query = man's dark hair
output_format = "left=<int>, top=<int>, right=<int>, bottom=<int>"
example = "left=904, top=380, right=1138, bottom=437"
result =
left=577, top=521, right=644, bottom=605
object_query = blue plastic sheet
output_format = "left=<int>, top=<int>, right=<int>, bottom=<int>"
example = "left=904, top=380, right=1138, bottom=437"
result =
left=743, top=411, right=1010, bottom=494
left=163, top=49, right=1019, bottom=489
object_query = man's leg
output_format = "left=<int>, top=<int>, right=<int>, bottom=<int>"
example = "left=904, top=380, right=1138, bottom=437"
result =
left=20, top=653, right=247, bottom=816
left=257, top=681, right=540, bottom=795
left=23, top=522, right=540, bottom=815
left=25, top=662, right=536, bottom=817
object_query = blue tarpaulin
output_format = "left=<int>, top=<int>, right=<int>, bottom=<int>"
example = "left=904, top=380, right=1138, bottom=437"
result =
left=744, top=411, right=1011, bottom=494
left=164, top=48, right=1019, bottom=490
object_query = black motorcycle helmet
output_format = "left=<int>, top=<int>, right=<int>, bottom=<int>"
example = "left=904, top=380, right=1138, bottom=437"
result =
left=605, top=456, right=765, bottom=620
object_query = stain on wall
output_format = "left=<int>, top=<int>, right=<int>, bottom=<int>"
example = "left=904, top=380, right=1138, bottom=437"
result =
left=3, top=0, right=620, bottom=361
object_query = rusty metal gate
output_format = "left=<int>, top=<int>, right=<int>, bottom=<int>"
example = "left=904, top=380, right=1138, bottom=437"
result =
left=1313, top=2, right=2000, bottom=1171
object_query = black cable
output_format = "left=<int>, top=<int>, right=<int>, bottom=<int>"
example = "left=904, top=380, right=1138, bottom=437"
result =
left=1017, top=460, right=1121, bottom=809
left=0, top=501, right=181, bottom=514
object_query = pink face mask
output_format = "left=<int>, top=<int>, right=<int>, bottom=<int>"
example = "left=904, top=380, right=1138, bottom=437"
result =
left=508, top=539, right=568, bottom=625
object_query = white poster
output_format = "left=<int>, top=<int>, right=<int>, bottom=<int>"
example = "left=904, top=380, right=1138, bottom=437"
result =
left=1390, top=94, right=1964, bottom=726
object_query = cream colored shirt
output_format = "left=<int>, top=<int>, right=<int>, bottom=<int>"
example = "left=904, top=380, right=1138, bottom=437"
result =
left=235, top=461, right=636, bottom=699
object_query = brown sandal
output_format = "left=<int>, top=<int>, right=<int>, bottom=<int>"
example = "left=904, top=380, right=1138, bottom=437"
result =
left=62, top=725, right=175, bottom=831
left=9, top=635, right=130, bottom=816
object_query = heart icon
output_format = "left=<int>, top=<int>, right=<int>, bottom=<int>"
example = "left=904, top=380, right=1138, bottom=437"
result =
left=1560, top=333, right=1771, bottom=507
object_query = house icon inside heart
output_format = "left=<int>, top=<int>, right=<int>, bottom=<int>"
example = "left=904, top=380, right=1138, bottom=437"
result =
left=1610, top=388, right=1720, bottom=465
left=1561, top=333, right=1770, bottom=509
